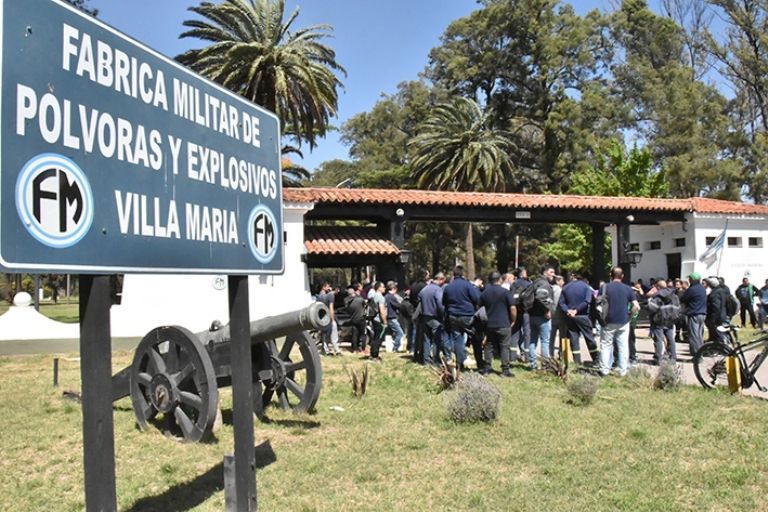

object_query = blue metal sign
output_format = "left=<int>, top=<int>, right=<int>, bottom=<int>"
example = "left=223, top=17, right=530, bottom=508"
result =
left=0, top=0, right=283, bottom=274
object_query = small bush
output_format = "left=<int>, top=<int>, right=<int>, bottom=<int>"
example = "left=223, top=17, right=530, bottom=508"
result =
left=654, top=362, right=682, bottom=391
left=445, top=373, right=501, bottom=423
left=566, top=374, right=599, bottom=406
left=625, top=365, right=654, bottom=389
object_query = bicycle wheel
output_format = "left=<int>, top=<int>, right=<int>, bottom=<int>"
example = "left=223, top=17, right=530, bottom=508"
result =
left=693, top=342, right=736, bottom=390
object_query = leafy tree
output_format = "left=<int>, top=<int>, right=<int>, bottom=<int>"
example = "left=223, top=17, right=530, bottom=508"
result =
left=177, top=0, right=345, bottom=150
left=427, top=0, right=615, bottom=192
left=541, top=141, right=667, bottom=273
left=702, top=0, right=768, bottom=202
left=64, top=0, right=97, bottom=16
left=609, top=0, right=738, bottom=199
left=409, top=97, right=516, bottom=277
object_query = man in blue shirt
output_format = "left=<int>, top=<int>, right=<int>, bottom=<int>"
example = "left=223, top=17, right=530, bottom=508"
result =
left=418, top=272, right=446, bottom=366
left=480, top=271, right=517, bottom=377
left=442, top=266, right=481, bottom=370
left=599, top=267, right=639, bottom=377
left=558, top=273, right=599, bottom=365
left=680, top=272, right=707, bottom=354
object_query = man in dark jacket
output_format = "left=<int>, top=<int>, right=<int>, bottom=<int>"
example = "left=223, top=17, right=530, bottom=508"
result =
left=509, top=267, right=532, bottom=361
left=527, top=265, right=556, bottom=370
left=442, top=266, right=481, bottom=370
left=735, top=277, right=758, bottom=328
left=408, top=269, right=430, bottom=363
left=344, top=285, right=367, bottom=353
left=705, top=276, right=730, bottom=343
left=648, top=280, right=680, bottom=363
left=680, top=272, right=707, bottom=355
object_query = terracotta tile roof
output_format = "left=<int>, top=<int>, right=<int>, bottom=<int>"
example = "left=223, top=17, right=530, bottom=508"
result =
left=304, top=226, right=399, bottom=256
left=284, top=188, right=768, bottom=215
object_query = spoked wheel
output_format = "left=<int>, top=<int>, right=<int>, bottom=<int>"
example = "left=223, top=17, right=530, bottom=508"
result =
left=130, top=326, right=219, bottom=442
left=693, top=342, right=737, bottom=390
left=261, top=331, right=322, bottom=413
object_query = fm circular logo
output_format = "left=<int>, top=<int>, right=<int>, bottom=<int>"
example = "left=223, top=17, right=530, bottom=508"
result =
left=247, top=205, right=278, bottom=264
left=15, top=153, right=94, bottom=248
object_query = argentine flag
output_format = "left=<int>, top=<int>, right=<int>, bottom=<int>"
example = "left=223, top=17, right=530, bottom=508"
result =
left=699, top=225, right=727, bottom=268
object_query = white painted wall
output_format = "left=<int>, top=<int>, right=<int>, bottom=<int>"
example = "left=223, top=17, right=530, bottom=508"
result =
left=611, top=212, right=768, bottom=289
left=110, top=202, right=315, bottom=337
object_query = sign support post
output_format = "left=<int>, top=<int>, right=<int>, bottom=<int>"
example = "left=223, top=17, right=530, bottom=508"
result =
left=78, top=274, right=117, bottom=512
left=228, top=275, right=257, bottom=511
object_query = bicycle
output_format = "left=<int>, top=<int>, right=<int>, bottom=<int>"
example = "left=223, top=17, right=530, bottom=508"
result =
left=693, top=324, right=768, bottom=392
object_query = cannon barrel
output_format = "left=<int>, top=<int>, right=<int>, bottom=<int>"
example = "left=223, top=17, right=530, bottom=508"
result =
left=112, top=303, right=329, bottom=402
left=196, top=302, right=330, bottom=346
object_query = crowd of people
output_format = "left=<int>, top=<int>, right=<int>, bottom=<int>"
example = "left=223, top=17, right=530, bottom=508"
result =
left=313, top=266, right=768, bottom=377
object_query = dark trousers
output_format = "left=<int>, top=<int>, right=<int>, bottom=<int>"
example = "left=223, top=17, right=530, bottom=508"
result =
left=370, top=320, right=386, bottom=358
left=740, top=301, right=757, bottom=327
left=413, top=317, right=426, bottom=364
left=566, top=315, right=599, bottom=363
left=349, top=320, right=366, bottom=352
left=423, top=317, right=442, bottom=365
left=471, top=327, right=486, bottom=371
left=483, top=327, right=511, bottom=372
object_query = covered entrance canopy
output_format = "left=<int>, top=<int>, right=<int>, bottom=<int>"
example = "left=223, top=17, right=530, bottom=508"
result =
left=285, top=187, right=768, bottom=283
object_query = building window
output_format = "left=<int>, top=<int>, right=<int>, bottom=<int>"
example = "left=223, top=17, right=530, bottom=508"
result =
left=728, top=237, right=742, bottom=248
left=749, top=237, right=763, bottom=248
left=674, top=238, right=686, bottom=247
left=646, top=241, right=661, bottom=250
left=705, top=236, right=715, bottom=245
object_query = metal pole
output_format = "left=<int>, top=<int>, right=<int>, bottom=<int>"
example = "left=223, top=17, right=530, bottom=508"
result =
left=79, top=275, right=117, bottom=511
left=53, top=357, right=59, bottom=387
left=34, top=274, right=40, bottom=311
left=228, top=275, right=256, bottom=511
left=515, top=235, right=519, bottom=269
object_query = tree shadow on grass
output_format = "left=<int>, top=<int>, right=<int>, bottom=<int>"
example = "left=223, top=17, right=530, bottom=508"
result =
left=125, top=440, right=277, bottom=512
left=221, top=408, right=321, bottom=429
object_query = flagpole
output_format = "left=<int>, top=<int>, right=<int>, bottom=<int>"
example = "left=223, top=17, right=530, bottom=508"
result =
left=715, top=219, right=728, bottom=277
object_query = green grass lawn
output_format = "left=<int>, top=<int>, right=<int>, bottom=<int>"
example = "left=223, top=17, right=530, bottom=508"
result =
left=0, top=300, right=79, bottom=323
left=1, top=349, right=767, bottom=511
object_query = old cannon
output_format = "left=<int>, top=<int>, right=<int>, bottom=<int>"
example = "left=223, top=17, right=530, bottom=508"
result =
left=111, top=302, right=329, bottom=442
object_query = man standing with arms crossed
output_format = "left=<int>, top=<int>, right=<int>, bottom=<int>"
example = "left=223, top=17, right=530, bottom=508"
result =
left=599, top=267, right=639, bottom=377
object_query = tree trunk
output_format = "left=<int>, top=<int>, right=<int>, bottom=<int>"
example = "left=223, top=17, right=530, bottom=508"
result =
left=465, top=223, right=475, bottom=279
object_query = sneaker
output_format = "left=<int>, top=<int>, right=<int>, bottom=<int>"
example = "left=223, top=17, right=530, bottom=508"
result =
left=501, top=370, right=514, bottom=378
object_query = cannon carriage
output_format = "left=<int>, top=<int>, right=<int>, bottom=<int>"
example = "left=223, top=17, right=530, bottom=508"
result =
left=111, top=302, right=329, bottom=442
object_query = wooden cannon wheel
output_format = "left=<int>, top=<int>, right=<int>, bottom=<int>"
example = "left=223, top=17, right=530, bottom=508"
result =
left=259, top=331, right=322, bottom=413
left=129, top=326, right=219, bottom=443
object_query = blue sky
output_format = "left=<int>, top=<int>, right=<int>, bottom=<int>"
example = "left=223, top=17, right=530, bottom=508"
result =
left=95, top=0, right=621, bottom=172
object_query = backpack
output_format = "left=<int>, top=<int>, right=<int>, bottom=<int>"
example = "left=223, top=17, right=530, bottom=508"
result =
left=648, top=293, right=680, bottom=327
left=593, top=287, right=610, bottom=327
left=518, top=282, right=538, bottom=312
left=365, top=299, right=378, bottom=320
left=726, top=294, right=740, bottom=318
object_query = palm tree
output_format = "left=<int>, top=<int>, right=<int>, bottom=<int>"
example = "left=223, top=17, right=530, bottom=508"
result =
left=177, top=0, right=345, bottom=150
left=409, top=97, right=516, bottom=277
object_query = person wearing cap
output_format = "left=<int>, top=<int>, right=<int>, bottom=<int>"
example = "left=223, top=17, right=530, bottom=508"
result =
left=680, top=272, right=707, bottom=355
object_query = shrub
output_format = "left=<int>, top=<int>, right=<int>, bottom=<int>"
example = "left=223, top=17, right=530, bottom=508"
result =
left=625, top=365, right=654, bottom=389
left=566, top=374, right=599, bottom=406
left=654, top=362, right=682, bottom=392
left=445, top=373, right=501, bottom=423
